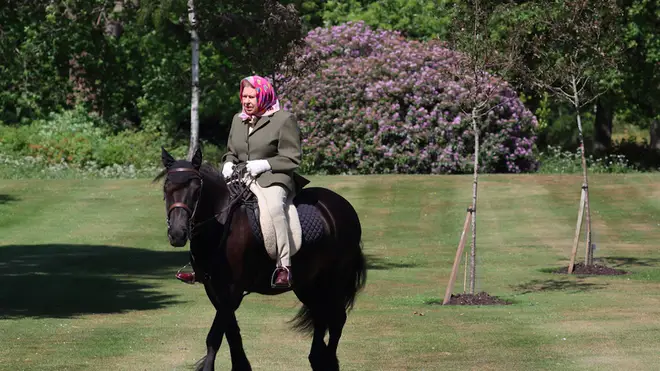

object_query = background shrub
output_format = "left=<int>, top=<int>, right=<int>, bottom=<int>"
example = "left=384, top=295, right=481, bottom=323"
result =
left=537, top=146, right=639, bottom=174
left=279, top=21, right=538, bottom=174
left=0, top=106, right=225, bottom=177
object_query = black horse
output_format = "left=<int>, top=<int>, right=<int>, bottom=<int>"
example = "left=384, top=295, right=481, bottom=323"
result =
left=156, top=147, right=367, bottom=371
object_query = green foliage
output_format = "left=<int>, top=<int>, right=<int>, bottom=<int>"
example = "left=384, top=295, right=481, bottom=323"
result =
left=1, top=2, right=70, bottom=123
left=0, top=152, right=164, bottom=180
left=95, top=131, right=162, bottom=168
left=0, top=124, right=39, bottom=154
left=501, top=0, right=623, bottom=107
left=0, top=109, right=99, bottom=166
left=618, top=0, right=660, bottom=123
left=534, top=92, right=552, bottom=133
left=323, top=0, right=453, bottom=40
left=0, top=106, right=224, bottom=178
left=293, top=0, right=326, bottom=31
left=0, top=0, right=305, bottom=149
left=537, top=103, right=596, bottom=150
left=0, top=140, right=224, bottom=180
left=16, top=107, right=103, bottom=165
left=0, top=1, right=143, bottom=126
left=1, top=0, right=657, bottom=161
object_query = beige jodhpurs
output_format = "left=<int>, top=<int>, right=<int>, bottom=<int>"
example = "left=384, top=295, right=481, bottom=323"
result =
left=254, top=183, right=297, bottom=267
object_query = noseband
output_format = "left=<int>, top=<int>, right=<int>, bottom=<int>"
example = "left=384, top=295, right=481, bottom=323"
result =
left=166, top=167, right=203, bottom=232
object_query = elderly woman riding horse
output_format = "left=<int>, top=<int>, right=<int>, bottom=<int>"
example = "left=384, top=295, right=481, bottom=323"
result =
left=176, top=75, right=308, bottom=288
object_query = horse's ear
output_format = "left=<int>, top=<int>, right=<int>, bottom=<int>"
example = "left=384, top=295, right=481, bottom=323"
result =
left=191, top=146, right=202, bottom=169
left=161, top=147, right=175, bottom=168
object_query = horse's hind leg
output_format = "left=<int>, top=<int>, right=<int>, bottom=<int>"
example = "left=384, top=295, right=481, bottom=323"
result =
left=292, top=293, right=329, bottom=371
left=305, top=303, right=346, bottom=371
left=325, top=306, right=347, bottom=371
left=308, top=313, right=329, bottom=371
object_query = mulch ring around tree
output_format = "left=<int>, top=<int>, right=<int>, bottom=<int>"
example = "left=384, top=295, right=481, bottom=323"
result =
left=552, top=262, right=628, bottom=276
left=444, top=292, right=511, bottom=305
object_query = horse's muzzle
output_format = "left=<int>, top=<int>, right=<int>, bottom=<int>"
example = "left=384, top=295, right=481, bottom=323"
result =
left=168, top=228, right=188, bottom=247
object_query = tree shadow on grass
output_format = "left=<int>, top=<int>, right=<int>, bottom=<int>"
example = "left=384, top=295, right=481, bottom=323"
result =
left=365, top=253, right=419, bottom=270
left=512, top=278, right=607, bottom=295
left=0, top=244, right=189, bottom=319
left=0, top=194, right=19, bottom=205
left=601, top=256, right=660, bottom=268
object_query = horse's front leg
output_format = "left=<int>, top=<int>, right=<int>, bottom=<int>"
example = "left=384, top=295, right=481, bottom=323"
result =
left=196, top=309, right=226, bottom=371
left=200, top=286, right=251, bottom=371
left=225, top=289, right=251, bottom=370
left=225, top=309, right=252, bottom=371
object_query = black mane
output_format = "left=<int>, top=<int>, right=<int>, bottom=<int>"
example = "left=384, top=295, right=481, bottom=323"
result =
left=198, top=162, right=229, bottom=194
left=199, top=162, right=223, bottom=182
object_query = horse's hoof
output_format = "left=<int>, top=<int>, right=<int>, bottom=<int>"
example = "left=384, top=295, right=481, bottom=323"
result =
left=231, top=363, right=252, bottom=371
left=309, top=352, right=339, bottom=371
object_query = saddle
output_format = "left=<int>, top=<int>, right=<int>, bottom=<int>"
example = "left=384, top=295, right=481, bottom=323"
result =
left=227, top=171, right=327, bottom=260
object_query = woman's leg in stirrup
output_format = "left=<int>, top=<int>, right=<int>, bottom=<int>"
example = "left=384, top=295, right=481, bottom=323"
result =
left=260, top=185, right=292, bottom=287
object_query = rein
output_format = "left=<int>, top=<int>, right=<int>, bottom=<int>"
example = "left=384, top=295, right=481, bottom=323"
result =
left=199, top=164, right=257, bottom=240
left=225, top=163, right=258, bottom=209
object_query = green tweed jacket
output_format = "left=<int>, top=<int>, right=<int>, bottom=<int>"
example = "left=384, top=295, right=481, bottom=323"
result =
left=221, top=110, right=309, bottom=193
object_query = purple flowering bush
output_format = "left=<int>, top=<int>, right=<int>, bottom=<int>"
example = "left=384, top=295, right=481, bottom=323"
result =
left=278, top=21, right=538, bottom=174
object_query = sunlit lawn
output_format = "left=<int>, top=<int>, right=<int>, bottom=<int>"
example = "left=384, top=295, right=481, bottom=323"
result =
left=1, top=173, right=659, bottom=370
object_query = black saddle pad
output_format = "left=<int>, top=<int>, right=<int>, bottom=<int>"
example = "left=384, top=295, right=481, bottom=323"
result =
left=245, top=201, right=326, bottom=248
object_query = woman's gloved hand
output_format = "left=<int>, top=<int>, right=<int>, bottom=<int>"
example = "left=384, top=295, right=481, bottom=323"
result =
left=246, top=159, right=271, bottom=177
left=222, top=162, right=235, bottom=179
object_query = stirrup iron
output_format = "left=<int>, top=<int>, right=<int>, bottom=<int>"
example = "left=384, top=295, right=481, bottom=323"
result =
left=271, top=266, right=292, bottom=289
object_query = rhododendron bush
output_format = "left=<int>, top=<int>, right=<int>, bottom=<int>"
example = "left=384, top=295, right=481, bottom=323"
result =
left=278, top=21, right=538, bottom=174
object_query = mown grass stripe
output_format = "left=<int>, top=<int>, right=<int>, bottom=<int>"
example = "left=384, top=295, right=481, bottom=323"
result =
left=1, top=174, right=659, bottom=370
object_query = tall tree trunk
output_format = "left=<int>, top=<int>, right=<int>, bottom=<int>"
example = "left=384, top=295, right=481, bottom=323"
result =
left=187, top=0, right=200, bottom=161
left=572, top=78, right=593, bottom=265
left=577, top=111, right=594, bottom=265
left=594, top=95, right=613, bottom=153
left=469, top=108, right=479, bottom=294
left=650, top=118, right=660, bottom=150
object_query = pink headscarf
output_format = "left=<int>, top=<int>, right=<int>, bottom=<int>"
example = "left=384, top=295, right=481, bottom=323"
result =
left=238, top=75, right=281, bottom=121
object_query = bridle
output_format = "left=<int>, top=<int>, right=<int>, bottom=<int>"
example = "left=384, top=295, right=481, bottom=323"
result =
left=165, top=167, right=203, bottom=234
left=164, top=163, right=256, bottom=242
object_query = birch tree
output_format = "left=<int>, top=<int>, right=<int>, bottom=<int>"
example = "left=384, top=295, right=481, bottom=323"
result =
left=512, top=0, right=623, bottom=269
left=140, top=0, right=305, bottom=159
left=448, top=0, right=525, bottom=294
left=186, top=0, right=200, bottom=160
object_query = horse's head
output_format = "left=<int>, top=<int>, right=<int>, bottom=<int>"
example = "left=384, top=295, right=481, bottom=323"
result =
left=159, top=147, right=204, bottom=247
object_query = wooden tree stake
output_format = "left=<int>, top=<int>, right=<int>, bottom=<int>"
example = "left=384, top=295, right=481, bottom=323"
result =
left=443, top=209, right=473, bottom=305
left=568, top=186, right=586, bottom=273
left=583, top=186, right=593, bottom=265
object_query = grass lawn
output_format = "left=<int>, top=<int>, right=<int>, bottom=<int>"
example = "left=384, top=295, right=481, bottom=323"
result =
left=1, top=173, right=659, bottom=371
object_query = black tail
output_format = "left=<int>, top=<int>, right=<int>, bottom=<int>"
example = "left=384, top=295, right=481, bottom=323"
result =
left=290, top=187, right=368, bottom=336
left=290, top=305, right=315, bottom=335
left=290, top=241, right=367, bottom=336
left=344, top=241, right=367, bottom=311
